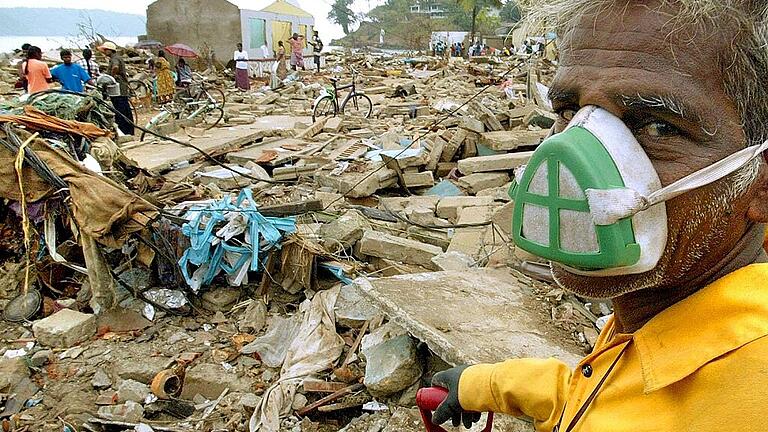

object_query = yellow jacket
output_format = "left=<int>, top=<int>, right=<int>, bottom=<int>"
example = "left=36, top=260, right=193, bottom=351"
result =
left=458, top=263, right=768, bottom=431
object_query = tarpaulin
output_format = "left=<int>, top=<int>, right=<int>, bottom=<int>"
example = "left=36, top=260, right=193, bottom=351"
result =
left=178, top=188, right=296, bottom=292
left=0, top=131, right=158, bottom=248
left=0, top=106, right=112, bottom=140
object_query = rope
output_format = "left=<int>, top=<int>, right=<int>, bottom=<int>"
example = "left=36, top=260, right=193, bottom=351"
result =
left=14, top=132, right=40, bottom=295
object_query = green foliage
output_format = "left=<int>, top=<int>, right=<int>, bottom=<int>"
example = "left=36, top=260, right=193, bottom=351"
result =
left=327, top=0, right=357, bottom=35
left=500, top=1, right=522, bottom=22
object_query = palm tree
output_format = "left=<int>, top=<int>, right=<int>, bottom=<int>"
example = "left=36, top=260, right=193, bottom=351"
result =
left=456, top=0, right=504, bottom=43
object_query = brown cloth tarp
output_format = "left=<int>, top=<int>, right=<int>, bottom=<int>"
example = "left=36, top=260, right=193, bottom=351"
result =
left=0, top=106, right=113, bottom=140
left=0, top=129, right=158, bottom=248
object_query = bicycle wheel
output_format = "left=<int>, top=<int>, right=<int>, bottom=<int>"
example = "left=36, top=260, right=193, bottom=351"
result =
left=140, top=110, right=173, bottom=141
left=198, top=87, right=226, bottom=107
left=342, top=94, right=373, bottom=119
left=312, top=96, right=335, bottom=122
left=200, top=107, right=224, bottom=130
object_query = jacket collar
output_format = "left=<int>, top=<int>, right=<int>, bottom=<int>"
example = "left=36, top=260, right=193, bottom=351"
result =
left=632, top=263, right=768, bottom=393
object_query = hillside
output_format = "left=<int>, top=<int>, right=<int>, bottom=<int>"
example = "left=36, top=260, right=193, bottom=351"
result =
left=0, top=8, right=145, bottom=37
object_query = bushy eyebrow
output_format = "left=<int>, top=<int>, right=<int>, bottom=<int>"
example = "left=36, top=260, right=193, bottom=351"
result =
left=618, top=93, right=689, bottom=119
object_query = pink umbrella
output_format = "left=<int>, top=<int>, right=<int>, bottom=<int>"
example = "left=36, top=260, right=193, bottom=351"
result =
left=164, top=43, right=199, bottom=58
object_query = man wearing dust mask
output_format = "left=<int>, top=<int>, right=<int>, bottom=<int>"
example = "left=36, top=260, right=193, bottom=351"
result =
left=429, top=1, right=768, bottom=431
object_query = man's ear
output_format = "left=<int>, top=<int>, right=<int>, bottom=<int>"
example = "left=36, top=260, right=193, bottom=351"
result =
left=747, top=162, right=768, bottom=223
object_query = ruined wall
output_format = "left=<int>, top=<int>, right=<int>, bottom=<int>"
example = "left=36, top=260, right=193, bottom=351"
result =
left=146, top=0, right=242, bottom=65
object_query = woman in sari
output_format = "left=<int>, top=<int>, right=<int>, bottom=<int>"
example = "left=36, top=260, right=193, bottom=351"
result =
left=155, top=50, right=175, bottom=103
left=276, top=41, right=288, bottom=80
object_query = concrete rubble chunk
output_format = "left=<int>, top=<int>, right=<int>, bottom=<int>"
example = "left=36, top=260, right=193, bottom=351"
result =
left=323, top=116, right=344, bottom=133
left=402, top=171, right=435, bottom=188
left=335, top=284, right=379, bottom=329
left=29, top=349, right=53, bottom=367
left=181, top=363, right=252, bottom=399
left=458, top=152, right=533, bottom=174
left=458, top=172, right=511, bottom=194
left=117, top=379, right=151, bottom=403
left=92, top=368, right=112, bottom=390
left=32, top=309, right=97, bottom=348
left=447, top=206, right=499, bottom=260
left=431, top=251, right=475, bottom=271
left=201, top=287, right=240, bottom=312
left=97, top=401, right=145, bottom=423
left=359, top=230, right=443, bottom=270
left=480, top=129, right=549, bottom=151
left=436, top=196, right=495, bottom=221
left=524, top=108, right=558, bottom=129
left=460, top=116, right=485, bottom=134
left=316, top=164, right=398, bottom=198
left=361, top=321, right=408, bottom=356
left=363, top=334, right=422, bottom=398
left=319, top=209, right=372, bottom=252
left=492, top=201, right=516, bottom=236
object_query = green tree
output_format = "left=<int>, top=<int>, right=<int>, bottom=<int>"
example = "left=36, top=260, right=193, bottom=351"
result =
left=328, top=0, right=356, bottom=35
left=456, top=0, right=503, bottom=43
left=500, top=1, right=521, bottom=22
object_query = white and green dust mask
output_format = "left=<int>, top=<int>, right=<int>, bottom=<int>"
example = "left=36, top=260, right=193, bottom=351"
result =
left=510, top=106, right=768, bottom=276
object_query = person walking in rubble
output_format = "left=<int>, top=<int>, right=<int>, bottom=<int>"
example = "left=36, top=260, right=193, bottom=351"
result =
left=77, top=48, right=100, bottom=79
left=429, top=1, right=768, bottom=431
left=234, top=43, right=250, bottom=91
left=16, top=43, right=31, bottom=91
left=98, top=41, right=134, bottom=136
left=154, top=50, right=175, bottom=103
left=288, top=33, right=305, bottom=72
left=51, top=49, right=93, bottom=93
left=308, top=30, right=323, bottom=73
left=176, top=58, right=192, bottom=87
left=23, top=46, right=53, bottom=94
left=275, top=41, right=288, bottom=81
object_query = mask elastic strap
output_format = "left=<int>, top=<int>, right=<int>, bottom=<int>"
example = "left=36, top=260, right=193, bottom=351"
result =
left=587, top=140, right=768, bottom=225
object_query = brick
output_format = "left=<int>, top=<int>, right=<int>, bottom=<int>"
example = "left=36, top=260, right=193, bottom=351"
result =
left=402, top=171, right=435, bottom=188
left=480, top=129, right=549, bottom=151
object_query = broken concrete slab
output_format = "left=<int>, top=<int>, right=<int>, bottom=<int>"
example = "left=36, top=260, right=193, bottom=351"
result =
left=363, top=335, right=422, bottom=398
left=458, top=172, right=510, bottom=194
left=492, top=201, right=515, bottom=237
left=117, top=379, right=151, bottom=403
left=431, top=251, right=474, bottom=271
left=457, top=152, right=533, bottom=175
left=359, top=230, right=443, bottom=270
left=323, top=116, right=344, bottom=133
left=460, top=116, right=485, bottom=134
left=315, top=163, right=398, bottom=198
left=479, top=129, right=549, bottom=151
left=97, top=401, right=145, bottom=423
left=447, top=206, right=497, bottom=260
left=523, top=108, right=557, bottom=129
left=32, top=309, right=96, bottom=348
left=181, top=363, right=252, bottom=399
left=353, top=269, right=581, bottom=367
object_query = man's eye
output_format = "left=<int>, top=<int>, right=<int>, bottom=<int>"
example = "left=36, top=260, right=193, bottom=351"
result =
left=636, top=121, right=680, bottom=137
left=558, top=108, right=577, bottom=122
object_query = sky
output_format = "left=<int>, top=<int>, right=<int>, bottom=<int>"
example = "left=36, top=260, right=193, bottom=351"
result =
left=1, top=0, right=386, bottom=40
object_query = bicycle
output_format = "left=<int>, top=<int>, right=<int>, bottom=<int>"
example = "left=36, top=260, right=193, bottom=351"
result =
left=174, top=73, right=226, bottom=107
left=140, top=87, right=225, bottom=141
left=312, top=67, right=373, bottom=122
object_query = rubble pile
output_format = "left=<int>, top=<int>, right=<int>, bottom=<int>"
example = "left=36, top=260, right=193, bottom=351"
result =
left=0, top=48, right=607, bottom=432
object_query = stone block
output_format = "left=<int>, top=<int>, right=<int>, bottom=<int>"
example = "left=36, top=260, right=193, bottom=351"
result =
left=402, top=171, right=435, bottom=188
left=181, top=363, right=252, bottom=399
left=315, top=164, right=398, bottom=198
left=523, top=108, right=557, bottom=129
left=114, top=356, right=172, bottom=384
left=363, top=335, right=422, bottom=398
left=201, top=287, right=240, bottom=312
left=447, top=206, right=497, bottom=259
left=460, top=117, right=485, bottom=134
left=320, top=209, right=372, bottom=252
left=436, top=196, right=495, bottom=221
left=492, top=201, right=515, bottom=236
left=359, top=230, right=443, bottom=270
left=117, top=379, right=151, bottom=403
left=97, top=401, right=144, bottom=423
left=426, top=136, right=447, bottom=171
left=458, top=172, right=510, bottom=194
left=441, top=130, right=466, bottom=162
left=323, top=116, right=344, bottom=133
left=479, top=129, right=549, bottom=151
left=32, top=309, right=96, bottom=348
left=457, top=152, right=533, bottom=175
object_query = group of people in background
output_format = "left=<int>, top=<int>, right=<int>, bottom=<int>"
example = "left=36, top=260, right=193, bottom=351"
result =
left=238, top=30, right=323, bottom=91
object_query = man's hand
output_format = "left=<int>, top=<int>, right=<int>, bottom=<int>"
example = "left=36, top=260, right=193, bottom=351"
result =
left=432, top=366, right=482, bottom=428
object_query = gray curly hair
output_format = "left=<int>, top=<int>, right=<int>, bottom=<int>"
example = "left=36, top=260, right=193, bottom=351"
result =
left=519, top=0, right=768, bottom=147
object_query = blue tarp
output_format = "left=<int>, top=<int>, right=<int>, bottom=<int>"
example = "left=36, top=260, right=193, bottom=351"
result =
left=178, top=189, right=296, bottom=291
